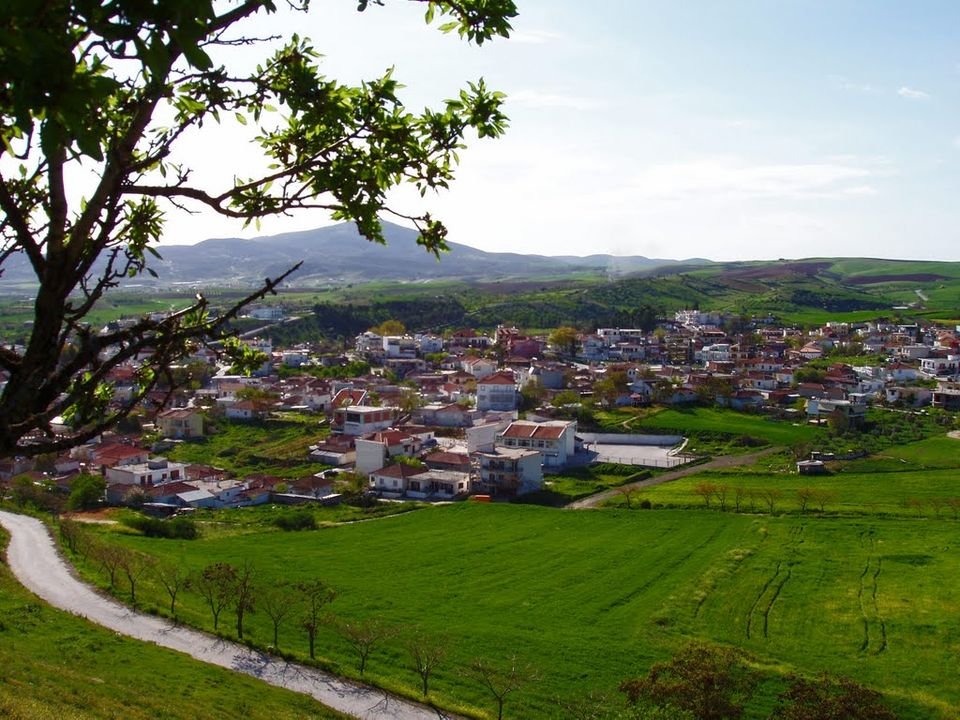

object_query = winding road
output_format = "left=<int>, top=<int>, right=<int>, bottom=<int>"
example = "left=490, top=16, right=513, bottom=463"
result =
left=0, top=510, right=451, bottom=720
left=567, top=446, right=782, bottom=509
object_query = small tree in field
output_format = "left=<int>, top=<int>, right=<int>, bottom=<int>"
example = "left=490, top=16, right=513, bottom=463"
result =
left=770, top=674, right=897, bottom=720
left=732, top=486, right=748, bottom=513
left=336, top=617, right=395, bottom=677
left=796, top=487, right=815, bottom=513
left=693, top=482, right=717, bottom=509
left=758, top=487, right=783, bottom=513
left=617, top=485, right=639, bottom=509
left=713, top=484, right=729, bottom=511
left=156, top=561, right=190, bottom=617
left=117, top=548, right=154, bottom=605
left=466, top=655, right=538, bottom=720
left=259, top=582, right=297, bottom=649
left=620, top=643, right=758, bottom=720
left=407, top=630, right=448, bottom=697
left=231, top=561, right=256, bottom=640
left=194, top=562, right=237, bottom=632
left=297, top=579, right=336, bottom=660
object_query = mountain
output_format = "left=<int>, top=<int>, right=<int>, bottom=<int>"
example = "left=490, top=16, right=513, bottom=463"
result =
left=144, top=221, right=695, bottom=286
left=0, top=221, right=701, bottom=289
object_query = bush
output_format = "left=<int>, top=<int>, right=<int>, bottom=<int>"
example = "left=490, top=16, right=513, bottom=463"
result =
left=121, top=514, right=199, bottom=539
left=272, top=511, right=317, bottom=531
left=640, top=499, right=652, bottom=509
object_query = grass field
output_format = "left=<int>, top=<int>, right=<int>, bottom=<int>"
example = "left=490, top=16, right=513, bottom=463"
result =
left=0, top=529, right=344, bottom=720
left=635, top=407, right=823, bottom=445
left=71, top=501, right=960, bottom=719
left=165, top=414, right=328, bottom=478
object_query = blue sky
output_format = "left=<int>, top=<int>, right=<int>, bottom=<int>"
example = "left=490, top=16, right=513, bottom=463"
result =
left=162, top=1, right=960, bottom=261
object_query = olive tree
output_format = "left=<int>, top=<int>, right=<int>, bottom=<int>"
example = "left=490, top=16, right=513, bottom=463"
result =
left=0, top=0, right=514, bottom=457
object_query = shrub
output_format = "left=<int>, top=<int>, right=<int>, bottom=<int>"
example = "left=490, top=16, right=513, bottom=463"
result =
left=121, top=514, right=198, bottom=540
left=640, top=499, right=652, bottom=509
left=272, top=511, right=317, bottom=531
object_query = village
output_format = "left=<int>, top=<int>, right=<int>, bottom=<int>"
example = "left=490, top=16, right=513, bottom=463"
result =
left=3, top=306, right=959, bottom=513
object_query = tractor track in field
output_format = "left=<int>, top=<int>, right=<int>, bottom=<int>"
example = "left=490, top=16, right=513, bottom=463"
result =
left=745, top=525, right=803, bottom=640
left=603, top=524, right=727, bottom=612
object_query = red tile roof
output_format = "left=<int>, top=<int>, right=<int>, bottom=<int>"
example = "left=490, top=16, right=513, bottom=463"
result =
left=501, top=421, right=566, bottom=440
left=479, top=371, right=516, bottom=385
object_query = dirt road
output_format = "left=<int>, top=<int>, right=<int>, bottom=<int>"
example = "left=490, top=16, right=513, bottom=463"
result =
left=0, top=510, right=452, bottom=720
left=566, top=447, right=782, bottom=509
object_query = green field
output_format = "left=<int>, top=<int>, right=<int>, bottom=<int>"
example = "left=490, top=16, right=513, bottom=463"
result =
left=71, top=501, right=960, bottom=719
left=0, top=530, right=344, bottom=720
left=165, top=414, right=329, bottom=478
left=634, top=407, right=822, bottom=446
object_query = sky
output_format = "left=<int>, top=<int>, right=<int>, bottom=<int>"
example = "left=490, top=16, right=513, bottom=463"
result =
left=159, top=0, right=960, bottom=262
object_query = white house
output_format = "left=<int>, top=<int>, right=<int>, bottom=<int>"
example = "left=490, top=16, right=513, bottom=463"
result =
left=496, top=420, right=577, bottom=468
left=461, top=356, right=498, bottom=379
left=416, top=334, right=444, bottom=354
left=354, top=429, right=424, bottom=475
left=383, top=335, right=418, bottom=359
left=105, top=458, right=188, bottom=487
left=476, top=371, right=518, bottom=411
left=920, top=355, right=959, bottom=377
left=405, top=468, right=471, bottom=500
left=369, top=464, right=428, bottom=498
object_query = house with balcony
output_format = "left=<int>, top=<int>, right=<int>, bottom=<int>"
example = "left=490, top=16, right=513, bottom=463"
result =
left=474, top=447, right=542, bottom=496
left=805, top=398, right=868, bottom=426
left=157, top=408, right=204, bottom=439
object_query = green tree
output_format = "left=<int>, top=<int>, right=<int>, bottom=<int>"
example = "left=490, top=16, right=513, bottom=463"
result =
left=593, top=371, right=629, bottom=407
left=0, top=0, right=514, bottom=458
left=370, top=319, right=406, bottom=336
left=66, top=474, right=106, bottom=511
left=548, top=326, right=579, bottom=356
left=519, top=379, right=546, bottom=411
left=619, top=643, right=758, bottom=720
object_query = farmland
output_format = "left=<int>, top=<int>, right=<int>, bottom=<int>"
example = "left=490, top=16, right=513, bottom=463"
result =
left=71, top=495, right=960, bottom=719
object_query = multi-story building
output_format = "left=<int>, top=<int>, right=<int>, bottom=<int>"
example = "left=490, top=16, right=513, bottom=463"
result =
left=475, top=447, right=542, bottom=496
left=476, top=371, right=518, bottom=411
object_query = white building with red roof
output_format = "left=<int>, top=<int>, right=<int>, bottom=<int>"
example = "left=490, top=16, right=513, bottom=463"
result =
left=476, top=371, right=518, bottom=411
left=355, top=429, right=424, bottom=475
left=496, top=419, right=577, bottom=468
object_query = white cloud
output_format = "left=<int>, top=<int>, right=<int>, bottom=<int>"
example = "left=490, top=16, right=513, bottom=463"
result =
left=623, top=158, right=875, bottom=201
left=508, top=90, right=603, bottom=111
left=952, top=136, right=960, bottom=150
left=897, top=86, right=930, bottom=100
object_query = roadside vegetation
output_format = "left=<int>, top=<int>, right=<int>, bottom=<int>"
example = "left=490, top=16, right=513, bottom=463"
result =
left=0, top=529, right=345, bottom=720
